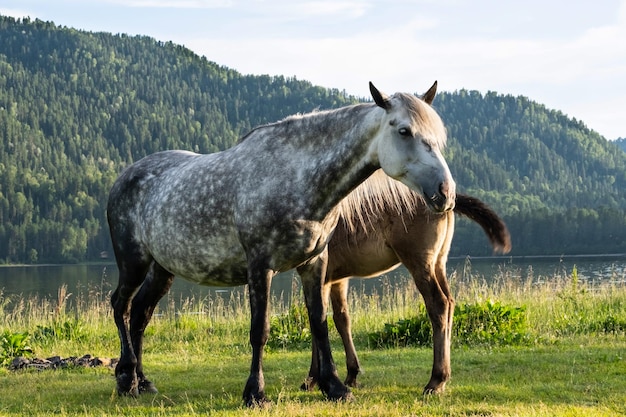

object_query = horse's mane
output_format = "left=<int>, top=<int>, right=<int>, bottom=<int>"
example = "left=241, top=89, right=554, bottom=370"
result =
left=337, top=169, right=423, bottom=233
left=237, top=94, right=447, bottom=233
left=237, top=103, right=372, bottom=144
left=238, top=92, right=446, bottom=149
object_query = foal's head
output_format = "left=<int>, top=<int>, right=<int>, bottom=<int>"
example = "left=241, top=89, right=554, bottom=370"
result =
left=369, top=82, right=455, bottom=212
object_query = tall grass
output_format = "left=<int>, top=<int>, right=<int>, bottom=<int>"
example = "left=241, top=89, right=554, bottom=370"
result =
left=0, top=264, right=625, bottom=361
left=451, top=261, right=626, bottom=340
left=1, top=266, right=625, bottom=416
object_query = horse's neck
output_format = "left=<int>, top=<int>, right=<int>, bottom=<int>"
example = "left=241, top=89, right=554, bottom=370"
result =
left=234, top=103, right=383, bottom=219
left=290, top=105, right=382, bottom=215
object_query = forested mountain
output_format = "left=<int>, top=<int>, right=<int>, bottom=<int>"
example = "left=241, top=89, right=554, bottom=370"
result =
left=0, top=15, right=625, bottom=263
left=616, top=138, right=626, bottom=152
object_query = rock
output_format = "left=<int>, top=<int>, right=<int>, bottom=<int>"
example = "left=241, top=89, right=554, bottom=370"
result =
left=7, top=354, right=118, bottom=371
left=46, top=356, right=63, bottom=369
left=28, top=357, right=52, bottom=370
left=10, top=356, right=30, bottom=370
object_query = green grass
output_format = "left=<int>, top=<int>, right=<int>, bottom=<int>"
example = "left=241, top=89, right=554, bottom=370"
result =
left=0, top=269, right=625, bottom=416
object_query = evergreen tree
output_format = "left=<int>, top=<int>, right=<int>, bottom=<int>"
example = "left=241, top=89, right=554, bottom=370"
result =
left=0, top=15, right=625, bottom=262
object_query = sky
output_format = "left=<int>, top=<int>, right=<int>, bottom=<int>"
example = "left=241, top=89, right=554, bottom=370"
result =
left=1, top=0, right=625, bottom=140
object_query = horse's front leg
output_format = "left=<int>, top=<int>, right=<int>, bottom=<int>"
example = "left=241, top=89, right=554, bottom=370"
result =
left=410, top=261, right=454, bottom=394
left=299, top=253, right=353, bottom=401
left=243, top=266, right=273, bottom=407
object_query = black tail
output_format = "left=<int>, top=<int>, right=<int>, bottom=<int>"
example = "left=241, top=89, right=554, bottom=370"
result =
left=454, top=194, right=512, bottom=254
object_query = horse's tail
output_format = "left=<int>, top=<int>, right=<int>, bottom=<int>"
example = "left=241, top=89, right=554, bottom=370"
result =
left=454, top=194, right=512, bottom=254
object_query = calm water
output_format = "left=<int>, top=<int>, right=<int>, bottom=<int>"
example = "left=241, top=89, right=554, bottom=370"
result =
left=1, top=255, right=625, bottom=305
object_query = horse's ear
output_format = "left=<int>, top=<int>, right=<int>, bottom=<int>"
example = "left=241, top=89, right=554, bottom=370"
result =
left=369, top=82, right=390, bottom=110
left=422, top=81, right=437, bottom=105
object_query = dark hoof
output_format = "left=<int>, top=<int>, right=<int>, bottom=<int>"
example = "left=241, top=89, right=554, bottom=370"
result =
left=138, top=379, right=158, bottom=394
left=328, top=389, right=354, bottom=402
left=423, top=382, right=446, bottom=395
left=243, top=374, right=267, bottom=407
left=300, top=376, right=317, bottom=391
left=324, top=384, right=353, bottom=402
left=116, top=372, right=139, bottom=397
left=244, top=394, right=270, bottom=408
left=344, top=376, right=360, bottom=388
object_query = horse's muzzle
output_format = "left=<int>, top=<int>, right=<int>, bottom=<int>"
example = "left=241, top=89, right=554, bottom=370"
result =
left=428, top=181, right=456, bottom=212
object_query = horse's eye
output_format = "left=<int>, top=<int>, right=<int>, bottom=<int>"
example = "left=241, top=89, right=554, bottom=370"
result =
left=398, top=127, right=412, bottom=137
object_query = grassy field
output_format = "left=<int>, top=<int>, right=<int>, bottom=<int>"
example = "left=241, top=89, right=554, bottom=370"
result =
left=1, top=267, right=625, bottom=416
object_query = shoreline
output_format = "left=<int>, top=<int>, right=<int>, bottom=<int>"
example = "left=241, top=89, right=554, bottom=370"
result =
left=2, top=253, right=626, bottom=267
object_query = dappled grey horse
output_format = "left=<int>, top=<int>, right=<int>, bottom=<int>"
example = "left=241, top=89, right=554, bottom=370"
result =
left=107, top=82, right=455, bottom=405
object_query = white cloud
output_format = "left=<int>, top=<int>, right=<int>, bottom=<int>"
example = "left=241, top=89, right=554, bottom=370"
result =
left=100, top=0, right=233, bottom=8
left=0, top=8, right=33, bottom=18
left=273, top=1, right=371, bottom=19
left=2, top=0, right=624, bottom=137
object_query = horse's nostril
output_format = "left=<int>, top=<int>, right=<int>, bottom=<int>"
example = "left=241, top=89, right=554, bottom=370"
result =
left=439, top=181, right=456, bottom=200
left=439, top=182, right=449, bottom=197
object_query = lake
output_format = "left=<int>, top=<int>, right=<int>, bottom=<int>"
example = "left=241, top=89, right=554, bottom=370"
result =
left=1, top=254, right=625, bottom=308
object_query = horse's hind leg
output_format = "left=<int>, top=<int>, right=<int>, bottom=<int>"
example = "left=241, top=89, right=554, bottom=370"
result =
left=298, top=253, right=352, bottom=401
left=130, top=262, right=175, bottom=394
left=301, top=279, right=360, bottom=390
left=111, top=256, right=152, bottom=397
left=330, top=280, right=361, bottom=387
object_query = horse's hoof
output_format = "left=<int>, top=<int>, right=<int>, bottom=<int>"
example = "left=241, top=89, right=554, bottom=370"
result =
left=117, top=386, right=139, bottom=397
left=243, top=384, right=268, bottom=407
left=326, top=386, right=353, bottom=402
left=138, top=379, right=158, bottom=394
left=300, top=377, right=317, bottom=391
left=244, top=394, right=271, bottom=408
left=344, top=376, right=360, bottom=388
left=116, top=373, right=139, bottom=397
left=329, top=390, right=354, bottom=402
left=423, top=382, right=446, bottom=395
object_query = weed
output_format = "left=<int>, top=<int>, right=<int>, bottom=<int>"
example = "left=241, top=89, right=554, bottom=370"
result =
left=369, top=299, right=530, bottom=348
left=0, top=331, right=33, bottom=364
left=454, top=299, right=529, bottom=346
left=268, top=302, right=312, bottom=350
left=33, top=317, right=86, bottom=344
left=367, top=304, right=431, bottom=348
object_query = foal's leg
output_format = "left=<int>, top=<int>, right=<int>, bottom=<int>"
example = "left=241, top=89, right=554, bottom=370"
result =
left=298, top=254, right=352, bottom=401
left=403, top=255, right=454, bottom=393
left=129, top=262, right=175, bottom=394
left=111, top=257, right=152, bottom=397
left=427, top=213, right=456, bottom=393
left=393, top=222, right=455, bottom=394
left=330, top=280, right=361, bottom=387
left=243, top=264, right=273, bottom=407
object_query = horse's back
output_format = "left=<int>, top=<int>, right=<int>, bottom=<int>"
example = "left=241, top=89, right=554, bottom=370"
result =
left=107, top=150, right=250, bottom=284
left=108, top=150, right=198, bottom=207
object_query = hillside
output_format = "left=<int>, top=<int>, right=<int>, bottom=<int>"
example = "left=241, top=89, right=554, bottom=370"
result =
left=0, top=15, right=625, bottom=263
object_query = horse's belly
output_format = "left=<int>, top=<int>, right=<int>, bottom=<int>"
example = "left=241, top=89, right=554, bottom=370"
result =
left=328, top=237, right=400, bottom=280
left=147, top=228, right=250, bottom=286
